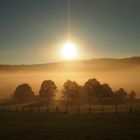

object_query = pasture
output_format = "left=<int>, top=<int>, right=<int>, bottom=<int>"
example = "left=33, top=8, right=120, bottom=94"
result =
left=0, top=104, right=140, bottom=140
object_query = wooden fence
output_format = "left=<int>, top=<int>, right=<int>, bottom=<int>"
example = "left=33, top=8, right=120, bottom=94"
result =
left=0, top=104, right=136, bottom=114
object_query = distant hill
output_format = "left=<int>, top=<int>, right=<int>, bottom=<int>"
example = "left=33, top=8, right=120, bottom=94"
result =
left=0, top=57, right=140, bottom=72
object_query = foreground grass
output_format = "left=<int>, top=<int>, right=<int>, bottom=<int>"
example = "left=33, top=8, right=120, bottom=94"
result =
left=0, top=112, right=140, bottom=140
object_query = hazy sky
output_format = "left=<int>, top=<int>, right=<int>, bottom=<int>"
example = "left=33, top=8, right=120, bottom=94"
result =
left=0, top=0, right=140, bottom=64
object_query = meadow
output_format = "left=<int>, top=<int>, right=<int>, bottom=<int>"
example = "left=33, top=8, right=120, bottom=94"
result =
left=0, top=112, right=140, bottom=140
left=1, top=103, right=140, bottom=140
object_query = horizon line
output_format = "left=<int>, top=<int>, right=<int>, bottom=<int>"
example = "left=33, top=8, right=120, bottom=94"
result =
left=0, top=56, right=139, bottom=66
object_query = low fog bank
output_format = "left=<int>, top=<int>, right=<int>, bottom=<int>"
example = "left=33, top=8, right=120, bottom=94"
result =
left=0, top=57, right=140, bottom=99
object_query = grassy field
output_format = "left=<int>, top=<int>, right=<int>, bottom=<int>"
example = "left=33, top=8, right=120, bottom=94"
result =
left=0, top=112, right=140, bottom=140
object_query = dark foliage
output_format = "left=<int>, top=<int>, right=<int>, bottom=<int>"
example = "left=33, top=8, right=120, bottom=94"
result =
left=83, top=79, right=114, bottom=104
left=62, top=80, right=79, bottom=105
left=14, top=83, right=34, bottom=99
left=13, top=78, right=136, bottom=104
left=39, top=80, right=57, bottom=101
left=128, top=90, right=136, bottom=101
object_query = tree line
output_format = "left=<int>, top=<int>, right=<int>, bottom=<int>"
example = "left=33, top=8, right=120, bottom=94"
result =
left=13, top=78, right=136, bottom=105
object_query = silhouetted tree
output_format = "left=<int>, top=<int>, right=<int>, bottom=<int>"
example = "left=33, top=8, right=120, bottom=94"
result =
left=77, top=85, right=87, bottom=104
left=99, top=84, right=113, bottom=103
left=84, top=78, right=101, bottom=104
left=62, top=80, right=79, bottom=105
left=128, top=90, right=136, bottom=101
left=14, top=83, right=34, bottom=99
left=114, top=88, right=127, bottom=103
left=39, top=80, right=57, bottom=101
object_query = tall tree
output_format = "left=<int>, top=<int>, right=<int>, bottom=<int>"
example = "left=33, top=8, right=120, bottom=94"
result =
left=114, top=88, right=127, bottom=103
left=62, top=80, right=79, bottom=105
left=99, top=83, right=113, bottom=101
left=128, top=90, right=136, bottom=101
left=84, top=78, right=101, bottom=104
left=14, top=83, right=34, bottom=99
left=39, top=80, right=57, bottom=101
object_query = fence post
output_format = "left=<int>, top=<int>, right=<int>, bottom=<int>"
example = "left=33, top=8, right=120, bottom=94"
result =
left=22, top=106, right=24, bottom=112
left=46, top=106, right=49, bottom=113
left=101, top=104, right=104, bottom=113
left=6, top=106, right=8, bottom=112
left=89, top=106, right=92, bottom=114
left=4, top=106, right=7, bottom=112
left=38, top=106, right=41, bottom=112
left=30, top=106, right=33, bottom=112
left=0, top=106, right=2, bottom=112
left=55, top=107, right=58, bottom=113
left=15, top=106, right=18, bottom=112
left=65, top=106, right=69, bottom=114
left=77, top=106, right=80, bottom=114
left=129, top=105, right=133, bottom=113
left=10, top=106, right=12, bottom=112
left=2, top=106, right=5, bottom=112
left=18, top=106, right=21, bottom=112
left=7, top=106, right=9, bottom=112
left=4, top=106, right=6, bottom=112
left=9, top=106, right=11, bottom=112
left=10, top=106, right=13, bottom=112
left=115, top=104, right=118, bottom=113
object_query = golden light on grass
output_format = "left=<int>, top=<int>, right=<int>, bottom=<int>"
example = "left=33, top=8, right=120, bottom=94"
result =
left=60, top=42, right=78, bottom=60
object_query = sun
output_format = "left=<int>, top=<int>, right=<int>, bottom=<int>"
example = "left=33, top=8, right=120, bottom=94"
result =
left=60, top=42, right=78, bottom=60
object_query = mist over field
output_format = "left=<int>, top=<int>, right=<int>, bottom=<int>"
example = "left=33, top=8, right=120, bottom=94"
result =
left=0, top=57, right=140, bottom=99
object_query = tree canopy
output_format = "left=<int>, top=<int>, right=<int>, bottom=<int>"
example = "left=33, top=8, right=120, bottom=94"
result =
left=62, top=80, right=79, bottom=104
left=128, top=90, right=136, bottom=101
left=12, top=78, right=136, bottom=104
left=14, top=83, right=34, bottom=99
left=39, top=80, right=57, bottom=101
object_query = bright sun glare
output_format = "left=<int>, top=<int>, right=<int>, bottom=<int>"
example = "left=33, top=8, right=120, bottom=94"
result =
left=60, top=42, right=78, bottom=60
